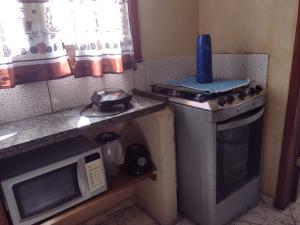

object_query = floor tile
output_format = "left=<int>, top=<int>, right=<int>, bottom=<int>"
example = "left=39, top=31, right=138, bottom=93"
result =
left=236, top=204, right=294, bottom=225
left=97, top=194, right=300, bottom=225
left=176, top=215, right=197, bottom=225
left=227, top=221, right=250, bottom=225
left=112, top=206, right=156, bottom=225
left=98, top=206, right=157, bottom=225
left=97, top=206, right=201, bottom=225
left=290, top=202, right=300, bottom=225
left=100, top=218, right=117, bottom=225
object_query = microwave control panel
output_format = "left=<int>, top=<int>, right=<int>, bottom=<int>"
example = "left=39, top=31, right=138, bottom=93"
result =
left=85, top=153, right=105, bottom=192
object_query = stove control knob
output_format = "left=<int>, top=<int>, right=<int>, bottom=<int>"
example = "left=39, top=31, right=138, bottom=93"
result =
left=198, top=95, right=209, bottom=103
left=255, top=85, right=263, bottom=94
left=193, top=94, right=201, bottom=101
left=238, top=91, right=247, bottom=100
left=248, top=87, right=256, bottom=97
left=217, top=96, right=226, bottom=107
left=225, top=95, right=235, bottom=104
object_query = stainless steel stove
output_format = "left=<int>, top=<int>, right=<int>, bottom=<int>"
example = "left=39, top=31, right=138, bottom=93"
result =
left=151, top=83, right=266, bottom=225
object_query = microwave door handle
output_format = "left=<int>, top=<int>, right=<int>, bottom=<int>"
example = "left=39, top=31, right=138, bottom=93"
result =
left=217, top=107, right=264, bottom=131
left=77, top=160, right=88, bottom=196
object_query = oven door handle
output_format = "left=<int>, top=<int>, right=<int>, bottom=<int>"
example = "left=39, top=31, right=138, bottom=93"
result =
left=217, top=107, right=264, bottom=131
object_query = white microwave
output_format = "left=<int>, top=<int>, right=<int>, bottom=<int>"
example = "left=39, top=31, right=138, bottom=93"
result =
left=0, top=137, right=107, bottom=225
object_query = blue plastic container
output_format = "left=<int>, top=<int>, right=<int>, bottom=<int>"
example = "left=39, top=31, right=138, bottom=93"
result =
left=196, top=34, right=213, bottom=83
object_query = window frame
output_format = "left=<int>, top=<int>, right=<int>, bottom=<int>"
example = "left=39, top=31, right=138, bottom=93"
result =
left=128, top=0, right=142, bottom=63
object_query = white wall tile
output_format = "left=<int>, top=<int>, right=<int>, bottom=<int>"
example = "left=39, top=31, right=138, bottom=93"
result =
left=143, top=54, right=268, bottom=89
left=212, top=54, right=269, bottom=87
left=47, top=76, right=105, bottom=112
left=102, top=70, right=134, bottom=92
left=0, top=82, right=52, bottom=124
left=144, top=55, right=196, bottom=91
left=134, top=63, right=146, bottom=91
left=48, top=71, right=135, bottom=112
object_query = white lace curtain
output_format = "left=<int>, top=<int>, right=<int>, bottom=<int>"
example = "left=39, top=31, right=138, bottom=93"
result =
left=0, top=0, right=135, bottom=88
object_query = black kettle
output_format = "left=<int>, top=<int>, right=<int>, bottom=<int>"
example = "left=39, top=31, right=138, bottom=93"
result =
left=124, top=143, right=152, bottom=176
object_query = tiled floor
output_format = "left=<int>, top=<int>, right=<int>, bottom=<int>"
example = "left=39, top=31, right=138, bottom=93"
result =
left=98, top=206, right=157, bottom=225
left=229, top=202, right=296, bottom=225
left=95, top=206, right=195, bottom=225
left=96, top=195, right=300, bottom=225
left=228, top=194, right=300, bottom=225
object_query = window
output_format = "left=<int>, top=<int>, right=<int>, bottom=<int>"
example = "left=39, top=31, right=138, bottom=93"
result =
left=0, top=0, right=141, bottom=89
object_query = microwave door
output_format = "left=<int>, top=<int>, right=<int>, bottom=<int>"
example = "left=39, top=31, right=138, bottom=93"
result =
left=12, top=163, right=82, bottom=221
left=1, top=161, right=84, bottom=225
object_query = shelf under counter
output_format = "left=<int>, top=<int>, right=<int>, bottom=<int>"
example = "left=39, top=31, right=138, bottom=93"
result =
left=40, top=167, right=157, bottom=225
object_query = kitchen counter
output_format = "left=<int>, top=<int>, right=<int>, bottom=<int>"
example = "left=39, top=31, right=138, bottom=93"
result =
left=0, top=95, right=166, bottom=160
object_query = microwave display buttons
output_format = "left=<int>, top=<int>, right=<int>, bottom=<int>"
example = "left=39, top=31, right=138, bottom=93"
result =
left=85, top=153, right=100, bottom=163
left=85, top=159, right=104, bottom=192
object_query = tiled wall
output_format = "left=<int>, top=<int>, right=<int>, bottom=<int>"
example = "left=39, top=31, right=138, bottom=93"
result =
left=0, top=54, right=268, bottom=125
left=0, top=82, right=53, bottom=124
left=212, top=54, right=269, bottom=87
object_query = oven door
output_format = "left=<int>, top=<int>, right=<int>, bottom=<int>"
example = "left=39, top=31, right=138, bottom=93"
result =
left=216, top=107, right=264, bottom=203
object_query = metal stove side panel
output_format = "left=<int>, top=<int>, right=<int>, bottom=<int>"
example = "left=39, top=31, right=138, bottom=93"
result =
left=171, top=102, right=217, bottom=225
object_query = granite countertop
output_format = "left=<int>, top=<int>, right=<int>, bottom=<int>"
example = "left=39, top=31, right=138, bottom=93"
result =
left=0, top=95, right=166, bottom=160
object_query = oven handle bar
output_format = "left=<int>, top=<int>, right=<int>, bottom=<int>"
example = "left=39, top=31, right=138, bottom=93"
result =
left=217, top=107, right=264, bottom=131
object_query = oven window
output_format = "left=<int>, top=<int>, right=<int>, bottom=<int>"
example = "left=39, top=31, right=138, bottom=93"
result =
left=216, top=116, right=263, bottom=203
left=13, top=164, right=80, bottom=219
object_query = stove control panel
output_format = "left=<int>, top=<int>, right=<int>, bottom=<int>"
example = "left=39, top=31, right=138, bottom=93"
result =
left=151, top=84, right=265, bottom=111
left=216, top=85, right=263, bottom=106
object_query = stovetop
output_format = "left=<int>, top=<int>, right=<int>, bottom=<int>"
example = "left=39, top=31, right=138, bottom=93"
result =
left=151, top=83, right=265, bottom=111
